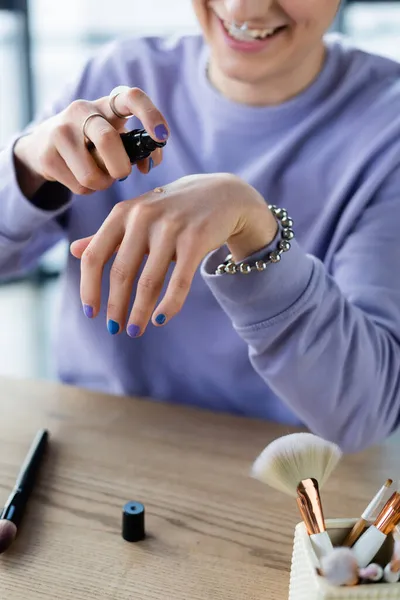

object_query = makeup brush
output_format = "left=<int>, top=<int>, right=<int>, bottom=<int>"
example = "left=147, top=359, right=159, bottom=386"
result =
left=319, top=550, right=383, bottom=586
left=0, top=429, right=49, bottom=554
left=352, top=491, right=400, bottom=568
left=251, top=432, right=342, bottom=559
left=343, top=479, right=393, bottom=547
left=383, top=533, right=400, bottom=582
left=318, top=548, right=359, bottom=586
left=359, top=563, right=383, bottom=582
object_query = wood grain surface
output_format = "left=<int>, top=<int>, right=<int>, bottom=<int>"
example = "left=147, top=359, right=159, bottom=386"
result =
left=0, top=376, right=399, bottom=599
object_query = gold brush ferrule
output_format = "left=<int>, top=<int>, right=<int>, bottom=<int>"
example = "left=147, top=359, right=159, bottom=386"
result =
left=374, top=492, right=400, bottom=535
left=297, top=478, right=326, bottom=535
left=296, top=496, right=314, bottom=536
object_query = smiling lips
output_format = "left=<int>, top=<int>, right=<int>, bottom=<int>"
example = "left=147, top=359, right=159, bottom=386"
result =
left=217, top=16, right=288, bottom=53
left=224, top=20, right=285, bottom=40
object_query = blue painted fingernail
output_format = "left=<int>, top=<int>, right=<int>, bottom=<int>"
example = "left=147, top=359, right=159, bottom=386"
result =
left=155, top=314, right=166, bottom=325
left=83, top=304, right=93, bottom=319
left=107, top=319, right=120, bottom=335
left=127, top=324, right=141, bottom=338
left=154, top=124, right=168, bottom=140
left=148, top=157, right=154, bottom=173
left=118, top=176, right=128, bottom=182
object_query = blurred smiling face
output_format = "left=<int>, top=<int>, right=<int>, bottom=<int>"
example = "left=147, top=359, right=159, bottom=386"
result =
left=192, top=0, right=341, bottom=101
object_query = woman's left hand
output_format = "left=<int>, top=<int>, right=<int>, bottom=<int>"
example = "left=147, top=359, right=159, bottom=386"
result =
left=70, top=173, right=278, bottom=336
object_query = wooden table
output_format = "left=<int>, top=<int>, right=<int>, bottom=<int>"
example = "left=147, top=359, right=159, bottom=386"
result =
left=0, top=377, right=398, bottom=599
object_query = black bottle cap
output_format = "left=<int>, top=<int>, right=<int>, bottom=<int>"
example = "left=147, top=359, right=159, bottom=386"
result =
left=122, top=501, right=145, bottom=542
left=120, top=129, right=166, bottom=164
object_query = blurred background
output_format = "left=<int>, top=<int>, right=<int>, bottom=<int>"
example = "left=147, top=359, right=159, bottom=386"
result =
left=0, top=0, right=399, bottom=382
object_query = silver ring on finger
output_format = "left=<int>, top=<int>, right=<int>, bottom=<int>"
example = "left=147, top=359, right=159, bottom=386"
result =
left=109, top=85, right=132, bottom=119
left=82, top=112, right=107, bottom=141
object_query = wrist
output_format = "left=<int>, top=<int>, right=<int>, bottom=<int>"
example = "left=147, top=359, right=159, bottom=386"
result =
left=228, top=196, right=278, bottom=263
left=14, top=135, right=47, bottom=199
left=217, top=204, right=294, bottom=275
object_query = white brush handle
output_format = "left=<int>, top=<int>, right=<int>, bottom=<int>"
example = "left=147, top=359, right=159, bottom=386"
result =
left=361, top=485, right=388, bottom=521
left=310, top=531, right=333, bottom=559
left=383, top=563, right=400, bottom=583
left=352, top=526, right=387, bottom=567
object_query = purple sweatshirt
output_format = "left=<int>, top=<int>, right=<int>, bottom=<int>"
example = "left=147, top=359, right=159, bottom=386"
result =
left=1, top=33, right=400, bottom=452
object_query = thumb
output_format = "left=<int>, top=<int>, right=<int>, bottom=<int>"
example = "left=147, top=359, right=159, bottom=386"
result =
left=70, top=236, right=93, bottom=259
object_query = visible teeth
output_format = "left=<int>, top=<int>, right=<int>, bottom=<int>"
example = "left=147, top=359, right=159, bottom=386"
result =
left=249, top=28, right=276, bottom=38
left=223, top=21, right=281, bottom=40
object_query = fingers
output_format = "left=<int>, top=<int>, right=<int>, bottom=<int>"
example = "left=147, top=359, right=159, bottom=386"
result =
left=82, top=113, right=132, bottom=180
left=125, top=234, right=176, bottom=337
left=97, top=87, right=169, bottom=144
left=124, top=231, right=201, bottom=337
left=41, top=147, right=93, bottom=196
left=78, top=225, right=200, bottom=335
left=105, top=226, right=149, bottom=336
left=150, top=146, right=163, bottom=167
left=25, top=87, right=168, bottom=195
left=53, top=115, right=115, bottom=190
left=150, top=234, right=201, bottom=328
left=136, top=146, right=163, bottom=175
left=70, top=235, right=94, bottom=259
left=79, top=215, right=125, bottom=318
left=76, top=205, right=200, bottom=336
left=47, top=87, right=167, bottom=191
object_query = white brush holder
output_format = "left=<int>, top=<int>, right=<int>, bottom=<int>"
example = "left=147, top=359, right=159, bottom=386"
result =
left=289, top=518, right=400, bottom=599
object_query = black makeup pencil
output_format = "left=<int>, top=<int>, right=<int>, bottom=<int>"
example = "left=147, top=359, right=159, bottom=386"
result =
left=0, top=429, right=49, bottom=554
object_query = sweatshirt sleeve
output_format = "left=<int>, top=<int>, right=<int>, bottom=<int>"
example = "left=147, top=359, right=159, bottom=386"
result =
left=201, top=166, right=400, bottom=453
left=0, top=51, right=104, bottom=280
left=0, top=135, right=71, bottom=279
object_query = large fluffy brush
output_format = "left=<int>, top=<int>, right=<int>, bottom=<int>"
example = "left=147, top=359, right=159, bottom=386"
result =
left=252, top=433, right=342, bottom=496
left=251, top=433, right=342, bottom=559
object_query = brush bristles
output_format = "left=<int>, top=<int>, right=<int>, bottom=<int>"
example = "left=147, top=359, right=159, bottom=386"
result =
left=359, top=563, right=383, bottom=582
left=320, top=548, right=358, bottom=586
left=251, top=432, right=342, bottom=497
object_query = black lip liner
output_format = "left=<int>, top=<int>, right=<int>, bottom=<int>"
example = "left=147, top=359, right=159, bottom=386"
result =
left=0, top=428, right=49, bottom=554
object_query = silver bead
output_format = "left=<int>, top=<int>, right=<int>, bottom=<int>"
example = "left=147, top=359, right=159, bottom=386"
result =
left=255, top=260, right=266, bottom=271
left=225, top=262, right=237, bottom=274
left=279, top=240, right=291, bottom=252
left=239, top=263, right=252, bottom=274
left=269, top=251, right=281, bottom=263
left=269, top=204, right=278, bottom=214
left=277, top=209, right=288, bottom=221
left=216, top=264, right=227, bottom=274
left=282, top=228, right=294, bottom=240
left=281, top=218, right=293, bottom=228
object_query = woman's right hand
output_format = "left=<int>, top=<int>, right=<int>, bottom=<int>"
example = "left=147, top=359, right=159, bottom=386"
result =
left=13, top=87, right=169, bottom=199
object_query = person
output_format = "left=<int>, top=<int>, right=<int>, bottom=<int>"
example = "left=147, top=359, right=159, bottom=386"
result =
left=1, top=1, right=400, bottom=453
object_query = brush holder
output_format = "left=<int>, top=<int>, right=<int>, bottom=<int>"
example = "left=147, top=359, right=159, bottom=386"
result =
left=289, top=518, right=400, bottom=599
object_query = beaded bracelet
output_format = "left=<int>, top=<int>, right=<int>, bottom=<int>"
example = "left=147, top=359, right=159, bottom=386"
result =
left=216, top=205, right=294, bottom=275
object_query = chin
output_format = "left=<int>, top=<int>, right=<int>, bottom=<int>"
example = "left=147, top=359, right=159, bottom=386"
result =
left=215, top=54, right=282, bottom=84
